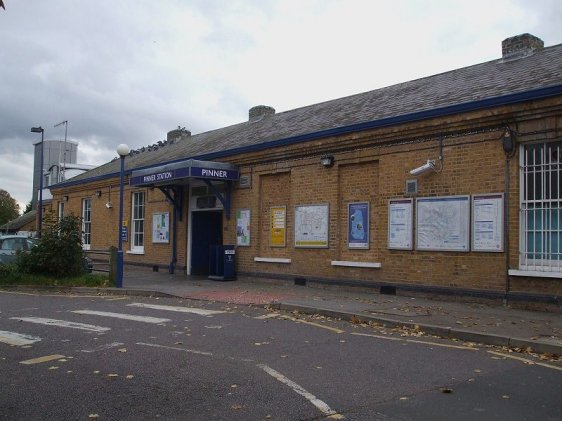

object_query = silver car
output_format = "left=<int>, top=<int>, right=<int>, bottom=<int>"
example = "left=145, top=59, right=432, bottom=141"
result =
left=0, top=235, right=37, bottom=265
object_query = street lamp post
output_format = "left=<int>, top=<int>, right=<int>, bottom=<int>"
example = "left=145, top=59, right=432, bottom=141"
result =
left=116, top=143, right=130, bottom=288
left=31, top=126, right=44, bottom=239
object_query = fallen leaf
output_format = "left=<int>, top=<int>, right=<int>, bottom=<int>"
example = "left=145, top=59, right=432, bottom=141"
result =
left=88, top=415, right=99, bottom=419
left=231, top=384, right=238, bottom=388
left=118, top=348, right=127, bottom=353
left=126, top=375, right=134, bottom=379
left=231, top=404, right=243, bottom=410
left=474, top=369, right=482, bottom=373
left=440, top=388, right=453, bottom=394
left=93, top=371, right=100, bottom=374
left=108, top=374, right=119, bottom=378
left=502, top=395, right=510, bottom=399
left=48, top=366, right=59, bottom=370
left=399, top=397, right=409, bottom=401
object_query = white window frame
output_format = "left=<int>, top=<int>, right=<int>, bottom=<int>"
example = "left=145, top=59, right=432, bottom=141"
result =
left=82, top=198, right=92, bottom=250
left=517, top=140, right=562, bottom=273
left=131, top=191, right=145, bottom=253
left=58, top=201, right=65, bottom=221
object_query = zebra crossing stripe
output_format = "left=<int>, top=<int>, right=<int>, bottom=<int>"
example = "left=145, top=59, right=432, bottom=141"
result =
left=127, top=303, right=225, bottom=316
left=10, top=317, right=111, bottom=332
left=0, top=330, right=42, bottom=346
left=72, top=310, right=170, bottom=324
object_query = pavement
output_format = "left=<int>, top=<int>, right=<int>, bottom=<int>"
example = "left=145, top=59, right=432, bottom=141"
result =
left=115, top=266, right=562, bottom=356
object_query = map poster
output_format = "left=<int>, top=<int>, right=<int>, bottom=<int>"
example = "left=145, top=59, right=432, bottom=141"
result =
left=416, top=196, right=470, bottom=252
left=236, top=209, right=251, bottom=246
left=152, top=212, right=170, bottom=243
left=388, top=198, right=413, bottom=250
left=472, top=193, right=504, bottom=252
left=348, top=202, right=369, bottom=249
left=270, top=206, right=286, bottom=247
left=295, top=204, right=329, bottom=248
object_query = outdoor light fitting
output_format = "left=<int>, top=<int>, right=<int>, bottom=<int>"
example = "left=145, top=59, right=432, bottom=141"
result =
left=321, top=155, right=334, bottom=167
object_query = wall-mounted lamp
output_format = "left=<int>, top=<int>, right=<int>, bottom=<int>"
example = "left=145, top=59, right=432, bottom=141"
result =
left=502, top=129, right=515, bottom=154
left=321, top=154, right=334, bottom=167
left=409, top=160, right=436, bottom=177
left=105, top=202, right=113, bottom=209
left=95, top=190, right=102, bottom=198
left=62, top=195, right=69, bottom=202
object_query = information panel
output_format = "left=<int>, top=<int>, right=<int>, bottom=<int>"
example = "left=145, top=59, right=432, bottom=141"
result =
left=388, top=198, right=413, bottom=250
left=295, top=204, right=329, bottom=248
left=416, top=196, right=470, bottom=251
left=152, top=212, right=170, bottom=243
left=270, top=206, right=287, bottom=247
left=348, top=202, right=369, bottom=249
left=472, top=193, right=504, bottom=252
left=236, top=209, right=251, bottom=246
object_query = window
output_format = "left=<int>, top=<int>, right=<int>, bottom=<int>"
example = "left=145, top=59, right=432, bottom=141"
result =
left=58, top=201, right=65, bottom=220
left=131, top=191, right=145, bottom=252
left=82, top=198, right=92, bottom=250
left=519, top=141, right=562, bottom=272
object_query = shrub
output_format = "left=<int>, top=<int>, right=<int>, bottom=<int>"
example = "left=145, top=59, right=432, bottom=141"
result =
left=17, top=214, right=86, bottom=278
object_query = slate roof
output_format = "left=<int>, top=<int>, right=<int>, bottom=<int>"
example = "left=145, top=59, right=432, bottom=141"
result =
left=0, top=210, right=36, bottom=232
left=58, top=40, right=562, bottom=187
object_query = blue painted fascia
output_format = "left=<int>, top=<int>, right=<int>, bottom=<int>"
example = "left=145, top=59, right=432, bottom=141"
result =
left=52, top=83, right=562, bottom=190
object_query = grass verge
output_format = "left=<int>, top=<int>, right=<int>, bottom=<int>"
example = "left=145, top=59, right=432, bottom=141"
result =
left=0, top=264, right=113, bottom=287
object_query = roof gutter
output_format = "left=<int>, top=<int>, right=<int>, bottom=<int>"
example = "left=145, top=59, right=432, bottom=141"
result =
left=53, top=83, right=562, bottom=190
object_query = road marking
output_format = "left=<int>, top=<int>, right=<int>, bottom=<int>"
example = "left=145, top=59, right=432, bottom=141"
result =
left=254, top=313, right=280, bottom=320
left=10, top=317, right=111, bottom=332
left=20, top=354, right=66, bottom=365
left=257, top=364, right=344, bottom=419
left=0, top=330, right=42, bottom=346
left=72, top=310, right=170, bottom=324
left=351, top=332, right=479, bottom=350
left=280, top=315, right=345, bottom=334
left=487, top=351, right=562, bottom=372
left=81, top=342, right=125, bottom=353
left=127, top=302, right=225, bottom=316
left=136, top=342, right=213, bottom=356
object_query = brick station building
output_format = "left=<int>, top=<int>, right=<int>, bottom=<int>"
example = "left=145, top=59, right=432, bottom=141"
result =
left=50, top=34, right=562, bottom=303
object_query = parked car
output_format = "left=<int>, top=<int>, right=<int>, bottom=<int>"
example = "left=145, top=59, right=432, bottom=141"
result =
left=0, top=235, right=37, bottom=265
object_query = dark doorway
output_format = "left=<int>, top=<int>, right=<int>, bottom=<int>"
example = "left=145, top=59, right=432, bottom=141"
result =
left=191, top=211, right=223, bottom=276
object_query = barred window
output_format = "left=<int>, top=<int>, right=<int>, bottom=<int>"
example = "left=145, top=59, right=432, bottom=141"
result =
left=131, top=191, right=145, bottom=252
left=520, top=141, right=562, bottom=272
left=82, top=198, right=92, bottom=250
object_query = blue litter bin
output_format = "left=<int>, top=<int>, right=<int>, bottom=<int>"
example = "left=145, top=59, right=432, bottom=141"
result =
left=208, top=245, right=236, bottom=281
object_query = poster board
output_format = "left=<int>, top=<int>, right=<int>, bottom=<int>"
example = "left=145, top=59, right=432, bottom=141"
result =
left=236, top=209, right=251, bottom=246
left=270, top=206, right=286, bottom=247
left=152, top=212, right=170, bottom=243
left=388, top=198, right=413, bottom=250
left=416, top=196, right=470, bottom=251
left=348, top=202, right=369, bottom=249
left=472, top=193, right=504, bottom=252
left=294, top=204, right=329, bottom=248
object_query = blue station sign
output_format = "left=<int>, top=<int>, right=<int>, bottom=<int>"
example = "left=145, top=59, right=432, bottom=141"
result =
left=129, top=160, right=239, bottom=186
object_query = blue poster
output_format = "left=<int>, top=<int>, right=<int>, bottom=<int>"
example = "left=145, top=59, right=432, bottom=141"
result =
left=348, top=202, right=369, bottom=249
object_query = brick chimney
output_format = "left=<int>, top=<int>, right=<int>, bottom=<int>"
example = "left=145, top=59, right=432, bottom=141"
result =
left=249, top=105, right=275, bottom=122
left=167, top=127, right=191, bottom=142
left=502, top=33, right=544, bottom=60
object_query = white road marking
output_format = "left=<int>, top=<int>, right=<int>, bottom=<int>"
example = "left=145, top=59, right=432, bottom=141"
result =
left=254, top=313, right=280, bottom=320
left=10, top=317, right=111, bottom=332
left=136, top=342, right=213, bottom=356
left=127, top=302, right=225, bottom=316
left=257, top=364, right=345, bottom=419
left=72, top=310, right=170, bottom=324
left=0, top=330, right=42, bottom=346
left=81, top=342, right=125, bottom=353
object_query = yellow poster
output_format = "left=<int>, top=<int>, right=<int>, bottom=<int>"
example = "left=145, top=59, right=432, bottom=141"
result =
left=270, top=206, right=286, bottom=247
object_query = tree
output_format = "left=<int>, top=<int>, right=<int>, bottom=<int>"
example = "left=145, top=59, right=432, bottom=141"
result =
left=0, top=189, right=19, bottom=225
left=23, top=200, right=33, bottom=214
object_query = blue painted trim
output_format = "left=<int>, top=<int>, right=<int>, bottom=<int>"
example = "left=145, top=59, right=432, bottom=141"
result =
left=53, top=83, right=562, bottom=189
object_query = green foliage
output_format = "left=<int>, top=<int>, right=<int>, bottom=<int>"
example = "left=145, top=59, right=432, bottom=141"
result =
left=17, top=214, right=86, bottom=278
left=0, top=271, right=112, bottom=287
left=0, top=263, right=18, bottom=279
left=23, top=200, right=33, bottom=214
left=0, top=189, right=20, bottom=225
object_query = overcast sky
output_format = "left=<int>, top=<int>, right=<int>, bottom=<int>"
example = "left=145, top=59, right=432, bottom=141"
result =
left=1, top=0, right=560, bottom=211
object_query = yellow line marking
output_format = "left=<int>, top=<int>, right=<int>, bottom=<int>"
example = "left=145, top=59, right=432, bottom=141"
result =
left=281, top=316, right=345, bottom=334
left=352, top=332, right=478, bottom=350
left=0, top=290, right=110, bottom=299
left=487, top=351, right=562, bottom=372
left=20, top=354, right=66, bottom=365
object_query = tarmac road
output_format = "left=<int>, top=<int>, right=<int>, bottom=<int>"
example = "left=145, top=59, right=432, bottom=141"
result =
left=1, top=290, right=561, bottom=420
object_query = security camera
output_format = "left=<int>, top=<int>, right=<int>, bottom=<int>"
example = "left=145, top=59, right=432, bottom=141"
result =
left=105, top=202, right=113, bottom=209
left=409, top=160, right=436, bottom=176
